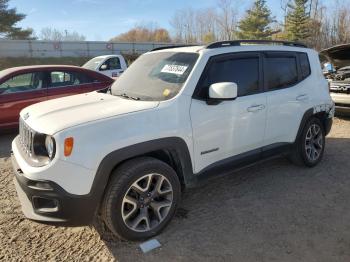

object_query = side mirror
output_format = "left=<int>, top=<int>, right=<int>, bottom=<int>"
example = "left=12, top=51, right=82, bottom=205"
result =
left=100, top=64, right=107, bottom=71
left=209, top=82, right=238, bottom=100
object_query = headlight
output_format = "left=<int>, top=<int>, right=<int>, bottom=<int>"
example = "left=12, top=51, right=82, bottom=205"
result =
left=45, top=135, right=56, bottom=159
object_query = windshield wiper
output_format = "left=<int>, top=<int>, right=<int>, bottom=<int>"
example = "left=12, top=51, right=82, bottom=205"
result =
left=116, top=93, right=141, bottom=100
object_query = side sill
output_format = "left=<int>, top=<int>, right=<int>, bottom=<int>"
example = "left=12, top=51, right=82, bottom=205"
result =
left=187, top=143, right=292, bottom=188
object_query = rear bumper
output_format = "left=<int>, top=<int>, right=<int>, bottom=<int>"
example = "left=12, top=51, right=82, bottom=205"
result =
left=12, top=153, right=98, bottom=226
left=331, top=93, right=350, bottom=114
left=335, top=106, right=350, bottom=114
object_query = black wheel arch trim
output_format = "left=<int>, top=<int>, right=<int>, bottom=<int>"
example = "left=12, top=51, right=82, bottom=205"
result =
left=295, top=106, right=333, bottom=143
left=295, top=108, right=314, bottom=142
left=90, top=137, right=194, bottom=209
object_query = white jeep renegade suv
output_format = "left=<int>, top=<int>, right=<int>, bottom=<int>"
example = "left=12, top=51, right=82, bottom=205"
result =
left=12, top=40, right=334, bottom=241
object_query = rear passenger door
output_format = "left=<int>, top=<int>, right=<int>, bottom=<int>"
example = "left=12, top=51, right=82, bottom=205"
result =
left=46, top=70, right=98, bottom=100
left=190, top=52, right=267, bottom=173
left=263, top=52, right=312, bottom=146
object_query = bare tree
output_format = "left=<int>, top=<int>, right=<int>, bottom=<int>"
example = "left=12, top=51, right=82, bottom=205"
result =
left=40, top=27, right=85, bottom=41
left=183, top=8, right=196, bottom=43
left=169, top=8, right=197, bottom=43
left=170, top=10, right=185, bottom=42
left=280, top=0, right=292, bottom=27
left=333, top=4, right=350, bottom=44
left=40, top=27, right=63, bottom=41
left=311, top=0, right=350, bottom=49
left=215, top=0, right=238, bottom=40
left=195, top=8, right=219, bottom=43
left=170, top=0, right=241, bottom=43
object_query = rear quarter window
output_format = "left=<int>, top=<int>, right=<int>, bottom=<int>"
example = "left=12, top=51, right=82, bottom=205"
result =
left=265, top=56, right=298, bottom=90
left=299, top=52, right=311, bottom=79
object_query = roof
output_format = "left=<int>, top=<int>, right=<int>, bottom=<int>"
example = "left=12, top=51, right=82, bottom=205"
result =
left=0, top=64, right=113, bottom=81
left=151, top=44, right=312, bottom=57
left=205, top=40, right=307, bottom=48
left=151, top=40, right=309, bottom=54
left=90, top=54, right=123, bottom=59
left=152, top=46, right=204, bottom=53
left=1, top=64, right=82, bottom=75
left=151, top=40, right=312, bottom=56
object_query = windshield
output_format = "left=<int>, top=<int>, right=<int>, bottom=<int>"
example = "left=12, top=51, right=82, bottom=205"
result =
left=111, top=52, right=199, bottom=101
left=82, top=57, right=104, bottom=70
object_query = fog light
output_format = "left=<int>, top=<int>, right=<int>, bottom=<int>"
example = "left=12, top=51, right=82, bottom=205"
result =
left=28, top=182, right=53, bottom=191
left=32, top=197, right=59, bottom=212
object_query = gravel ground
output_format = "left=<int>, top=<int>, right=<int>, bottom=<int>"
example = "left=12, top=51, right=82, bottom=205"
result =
left=1, top=117, right=350, bottom=262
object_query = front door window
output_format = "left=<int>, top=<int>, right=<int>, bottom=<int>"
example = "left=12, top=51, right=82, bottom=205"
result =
left=0, top=72, right=44, bottom=94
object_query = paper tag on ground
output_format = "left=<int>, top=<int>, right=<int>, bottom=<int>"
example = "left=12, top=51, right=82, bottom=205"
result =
left=161, top=64, right=188, bottom=75
left=140, top=239, right=161, bottom=253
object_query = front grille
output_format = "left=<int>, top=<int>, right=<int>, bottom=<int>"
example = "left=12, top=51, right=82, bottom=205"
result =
left=330, top=85, right=350, bottom=94
left=19, top=117, right=36, bottom=156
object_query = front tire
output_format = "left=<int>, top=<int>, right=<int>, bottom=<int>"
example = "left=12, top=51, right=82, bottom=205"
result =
left=98, top=157, right=181, bottom=241
left=289, top=117, right=325, bottom=167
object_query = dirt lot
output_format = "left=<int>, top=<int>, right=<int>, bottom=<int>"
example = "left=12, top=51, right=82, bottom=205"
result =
left=1, top=117, right=350, bottom=262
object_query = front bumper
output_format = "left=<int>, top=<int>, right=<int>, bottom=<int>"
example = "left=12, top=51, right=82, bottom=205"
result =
left=12, top=153, right=98, bottom=226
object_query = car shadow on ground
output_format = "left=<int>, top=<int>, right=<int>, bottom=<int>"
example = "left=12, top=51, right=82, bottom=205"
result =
left=0, top=132, right=16, bottom=158
left=335, top=114, right=350, bottom=120
left=99, top=137, right=350, bottom=261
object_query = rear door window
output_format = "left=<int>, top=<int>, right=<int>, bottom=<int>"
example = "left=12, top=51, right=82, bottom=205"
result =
left=49, top=71, right=92, bottom=88
left=265, top=54, right=298, bottom=91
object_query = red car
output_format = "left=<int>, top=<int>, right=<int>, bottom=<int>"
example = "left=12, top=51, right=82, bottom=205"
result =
left=0, top=65, right=114, bottom=130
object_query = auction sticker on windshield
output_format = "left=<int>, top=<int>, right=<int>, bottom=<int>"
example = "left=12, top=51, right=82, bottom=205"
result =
left=161, top=64, right=188, bottom=75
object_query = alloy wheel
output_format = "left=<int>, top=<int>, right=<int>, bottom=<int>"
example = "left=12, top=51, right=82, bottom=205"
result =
left=121, top=173, right=173, bottom=232
left=305, top=123, right=323, bottom=162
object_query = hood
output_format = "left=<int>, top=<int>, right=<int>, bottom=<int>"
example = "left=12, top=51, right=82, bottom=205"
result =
left=320, top=44, right=350, bottom=68
left=21, top=92, right=159, bottom=134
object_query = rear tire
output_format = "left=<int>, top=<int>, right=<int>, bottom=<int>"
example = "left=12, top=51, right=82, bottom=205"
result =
left=289, top=117, right=325, bottom=167
left=95, top=157, right=181, bottom=241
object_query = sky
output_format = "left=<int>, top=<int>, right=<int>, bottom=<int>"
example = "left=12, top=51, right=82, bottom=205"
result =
left=9, top=0, right=300, bottom=41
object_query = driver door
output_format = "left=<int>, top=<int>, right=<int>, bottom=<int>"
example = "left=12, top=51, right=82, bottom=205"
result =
left=0, top=71, right=47, bottom=129
left=99, top=57, right=122, bottom=77
left=190, top=52, right=267, bottom=173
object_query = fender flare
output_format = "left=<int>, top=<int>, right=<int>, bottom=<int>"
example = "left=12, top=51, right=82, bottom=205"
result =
left=295, top=105, right=333, bottom=142
left=295, top=108, right=314, bottom=142
left=88, top=137, right=194, bottom=210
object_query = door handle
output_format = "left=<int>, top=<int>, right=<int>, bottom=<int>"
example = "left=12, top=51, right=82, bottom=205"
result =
left=296, top=94, right=309, bottom=101
left=247, top=104, right=265, bottom=112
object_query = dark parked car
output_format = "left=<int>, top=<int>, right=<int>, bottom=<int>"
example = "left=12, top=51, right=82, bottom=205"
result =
left=0, top=65, right=114, bottom=130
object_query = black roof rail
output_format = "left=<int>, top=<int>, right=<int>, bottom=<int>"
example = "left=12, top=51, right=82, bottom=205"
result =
left=206, top=40, right=307, bottom=49
left=151, top=44, right=197, bottom=52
